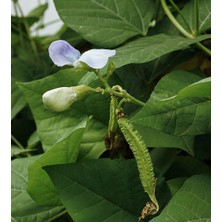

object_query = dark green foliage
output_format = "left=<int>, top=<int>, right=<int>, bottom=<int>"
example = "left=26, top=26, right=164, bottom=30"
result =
left=11, top=0, right=211, bottom=221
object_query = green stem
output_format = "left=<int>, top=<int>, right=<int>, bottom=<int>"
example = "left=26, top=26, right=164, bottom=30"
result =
left=123, top=91, right=146, bottom=106
left=94, top=70, right=145, bottom=106
left=96, top=70, right=111, bottom=89
left=13, top=2, right=24, bottom=47
left=11, top=135, right=25, bottom=149
left=169, top=0, right=191, bottom=32
left=161, top=0, right=211, bottom=56
left=45, top=209, right=67, bottom=222
left=16, top=2, right=40, bottom=61
left=196, top=42, right=211, bottom=56
left=194, top=0, right=199, bottom=35
left=161, top=0, right=194, bottom=39
left=118, top=98, right=127, bottom=108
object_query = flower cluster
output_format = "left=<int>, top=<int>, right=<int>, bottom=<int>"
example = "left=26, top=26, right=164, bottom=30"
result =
left=43, top=40, right=116, bottom=112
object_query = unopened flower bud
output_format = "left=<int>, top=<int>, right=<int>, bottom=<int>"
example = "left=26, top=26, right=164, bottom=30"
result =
left=42, top=87, right=77, bottom=112
left=42, top=85, right=93, bottom=112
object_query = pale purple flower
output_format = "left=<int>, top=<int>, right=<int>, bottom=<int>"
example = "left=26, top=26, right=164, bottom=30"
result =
left=48, top=40, right=116, bottom=69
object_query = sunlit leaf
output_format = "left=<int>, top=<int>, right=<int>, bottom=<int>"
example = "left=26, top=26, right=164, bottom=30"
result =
left=54, top=0, right=156, bottom=47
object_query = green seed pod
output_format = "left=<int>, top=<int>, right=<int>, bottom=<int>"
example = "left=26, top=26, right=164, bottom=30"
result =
left=105, top=96, right=118, bottom=150
left=108, top=96, right=118, bottom=134
left=116, top=108, right=159, bottom=216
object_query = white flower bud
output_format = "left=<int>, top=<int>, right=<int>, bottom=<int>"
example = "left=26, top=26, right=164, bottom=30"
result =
left=42, top=87, right=77, bottom=112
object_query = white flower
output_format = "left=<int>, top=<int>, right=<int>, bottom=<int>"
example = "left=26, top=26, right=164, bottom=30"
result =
left=48, top=40, right=116, bottom=69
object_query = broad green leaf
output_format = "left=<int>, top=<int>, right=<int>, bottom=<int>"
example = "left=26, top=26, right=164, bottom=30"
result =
left=113, top=34, right=210, bottom=68
left=151, top=175, right=211, bottom=222
left=44, top=159, right=170, bottom=222
left=27, top=128, right=85, bottom=206
left=132, top=124, right=194, bottom=154
left=131, top=70, right=211, bottom=138
left=18, top=69, right=108, bottom=151
left=115, top=48, right=197, bottom=114
left=12, top=156, right=63, bottom=221
left=177, top=0, right=211, bottom=34
left=11, top=78, right=26, bottom=119
left=27, top=3, right=48, bottom=18
left=54, top=0, right=156, bottom=47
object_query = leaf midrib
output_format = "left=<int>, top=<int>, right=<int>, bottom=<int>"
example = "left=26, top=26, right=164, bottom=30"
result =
left=91, top=0, right=145, bottom=35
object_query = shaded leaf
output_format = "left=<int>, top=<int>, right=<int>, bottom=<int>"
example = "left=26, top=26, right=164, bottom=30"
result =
left=44, top=160, right=144, bottom=221
left=44, top=159, right=170, bottom=222
left=164, top=156, right=210, bottom=180
left=150, top=148, right=178, bottom=177
left=54, top=0, right=156, bottom=47
left=12, top=156, right=63, bottom=221
left=151, top=175, right=211, bottom=222
left=177, top=0, right=211, bottom=34
left=27, top=128, right=85, bottom=206
left=11, top=78, right=27, bottom=119
left=167, top=177, right=187, bottom=196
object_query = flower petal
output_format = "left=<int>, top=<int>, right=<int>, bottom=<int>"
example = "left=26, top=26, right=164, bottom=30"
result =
left=77, top=49, right=116, bottom=69
left=48, top=40, right=81, bottom=67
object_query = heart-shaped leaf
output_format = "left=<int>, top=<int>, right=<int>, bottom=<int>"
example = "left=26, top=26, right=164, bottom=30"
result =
left=44, top=159, right=171, bottom=222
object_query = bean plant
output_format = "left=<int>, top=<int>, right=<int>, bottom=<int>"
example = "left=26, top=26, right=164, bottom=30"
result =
left=11, top=0, right=211, bottom=221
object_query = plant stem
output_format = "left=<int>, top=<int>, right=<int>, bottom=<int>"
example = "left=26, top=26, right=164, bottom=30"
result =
left=11, top=135, right=25, bottom=149
left=96, top=70, right=111, bottom=89
left=169, top=0, right=191, bottom=32
left=194, top=0, right=199, bottom=35
left=46, top=209, right=68, bottom=222
left=16, top=2, right=40, bottom=61
left=161, top=0, right=194, bottom=39
left=196, top=42, right=211, bottom=56
left=13, top=2, right=24, bottom=47
left=94, top=70, right=145, bottom=106
left=161, top=0, right=211, bottom=56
